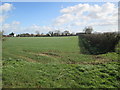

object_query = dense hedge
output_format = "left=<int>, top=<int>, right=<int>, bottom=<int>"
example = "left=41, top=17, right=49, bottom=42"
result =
left=78, top=33, right=120, bottom=55
left=115, top=41, right=120, bottom=54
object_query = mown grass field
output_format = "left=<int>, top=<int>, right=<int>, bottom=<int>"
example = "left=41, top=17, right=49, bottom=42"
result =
left=2, top=36, right=119, bottom=88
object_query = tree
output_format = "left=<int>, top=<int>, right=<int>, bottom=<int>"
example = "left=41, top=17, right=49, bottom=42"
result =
left=48, top=31, right=54, bottom=36
left=54, top=30, right=61, bottom=36
left=83, top=26, right=93, bottom=34
left=9, top=32, right=14, bottom=36
left=63, top=30, right=70, bottom=36
left=35, top=31, right=40, bottom=35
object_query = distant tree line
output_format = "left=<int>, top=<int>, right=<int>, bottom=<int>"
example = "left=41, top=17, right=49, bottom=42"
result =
left=2, top=26, right=119, bottom=37
left=3, top=30, right=77, bottom=37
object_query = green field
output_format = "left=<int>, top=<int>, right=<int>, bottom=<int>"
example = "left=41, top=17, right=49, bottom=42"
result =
left=2, top=36, right=119, bottom=88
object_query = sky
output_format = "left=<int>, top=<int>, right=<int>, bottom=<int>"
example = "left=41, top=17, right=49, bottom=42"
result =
left=0, top=2, right=118, bottom=34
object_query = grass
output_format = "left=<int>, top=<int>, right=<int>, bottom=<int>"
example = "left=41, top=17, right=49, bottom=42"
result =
left=2, top=36, right=119, bottom=88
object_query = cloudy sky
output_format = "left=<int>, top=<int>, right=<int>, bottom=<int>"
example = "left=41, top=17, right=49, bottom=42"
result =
left=0, top=2, right=118, bottom=34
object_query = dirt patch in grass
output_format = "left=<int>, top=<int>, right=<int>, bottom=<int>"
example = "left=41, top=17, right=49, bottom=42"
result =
left=29, top=52, right=61, bottom=59
left=42, top=52, right=60, bottom=57
left=18, top=56, right=37, bottom=63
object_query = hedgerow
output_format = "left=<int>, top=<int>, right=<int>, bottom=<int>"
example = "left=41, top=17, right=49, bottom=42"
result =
left=78, top=33, right=120, bottom=54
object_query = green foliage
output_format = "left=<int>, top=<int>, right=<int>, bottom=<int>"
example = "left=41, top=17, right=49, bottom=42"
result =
left=78, top=33, right=120, bottom=55
left=115, top=41, right=120, bottom=54
left=2, top=60, right=119, bottom=88
left=9, top=32, right=14, bottom=36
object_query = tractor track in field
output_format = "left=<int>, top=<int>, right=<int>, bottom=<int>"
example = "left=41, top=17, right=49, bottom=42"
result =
left=27, top=52, right=61, bottom=59
left=5, top=51, right=61, bottom=63
left=66, top=59, right=115, bottom=65
left=66, top=55, right=116, bottom=65
left=6, top=53, right=38, bottom=63
left=38, top=53, right=61, bottom=58
left=18, top=55, right=37, bottom=63
left=6, top=51, right=116, bottom=65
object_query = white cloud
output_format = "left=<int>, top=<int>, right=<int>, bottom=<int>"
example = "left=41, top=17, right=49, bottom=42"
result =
left=0, top=3, right=13, bottom=12
left=2, top=23, right=58, bottom=34
left=0, top=3, right=14, bottom=23
left=2, top=21, right=21, bottom=34
left=25, top=25, right=55, bottom=34
left=0, top=15, right=7, bottom=23
left=54, top=14, right=75, bottom=25
left=55, top=2, right=118, bottom=28
left=12, top=21, right=20, bottom=25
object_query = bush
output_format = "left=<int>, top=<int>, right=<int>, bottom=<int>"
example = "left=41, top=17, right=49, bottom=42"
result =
left=78, top=33, right=120, bottom=55
left=115, top=41, right=120, bottom=54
